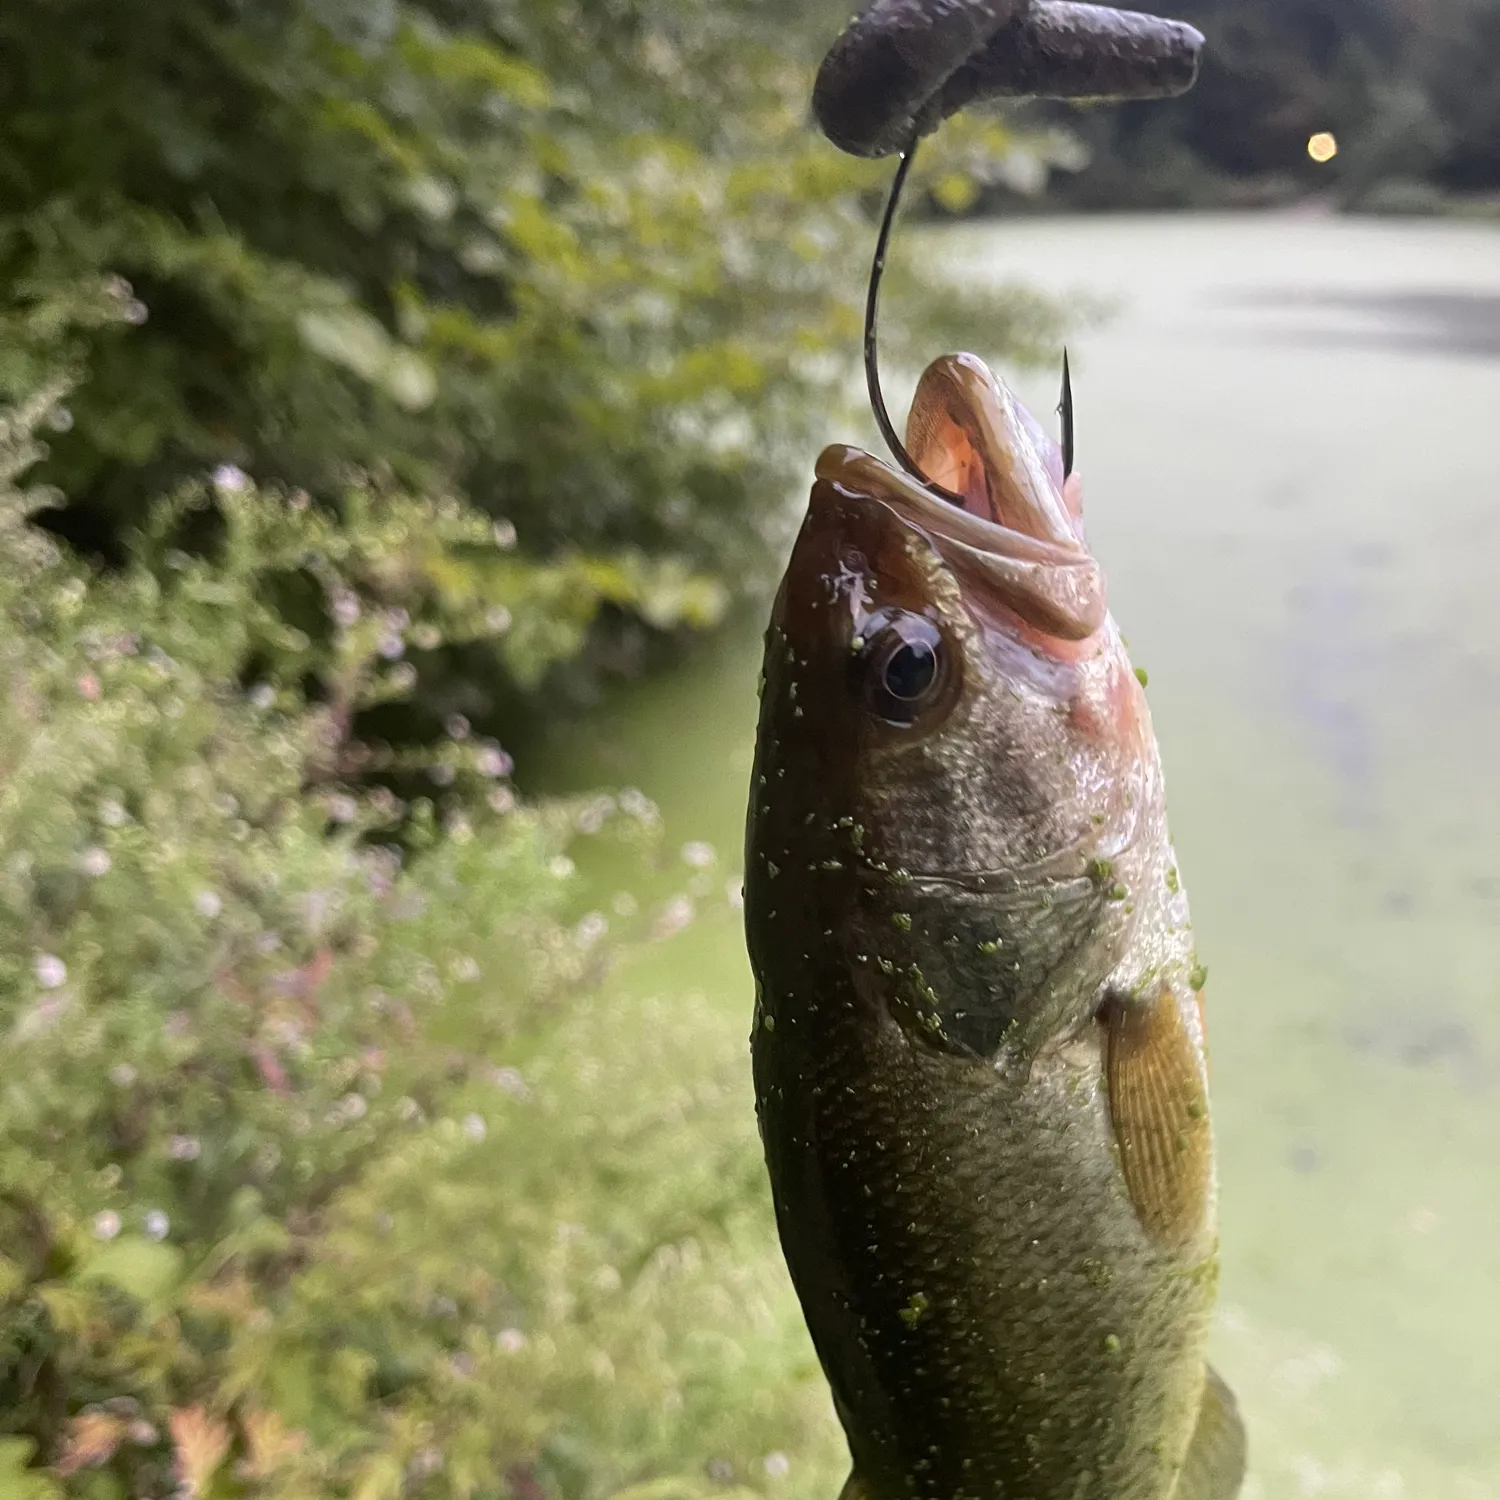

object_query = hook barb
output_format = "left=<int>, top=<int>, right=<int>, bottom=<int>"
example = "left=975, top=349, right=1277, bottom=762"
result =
left=1059, top=347, right=1075, bottom=480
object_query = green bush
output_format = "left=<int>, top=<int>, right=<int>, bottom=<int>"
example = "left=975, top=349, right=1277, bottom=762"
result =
left=0, top=0, right=1063, bottom=730
left=0, top=389, right=840, bottom=1499
left=0, top=3, right=1072, bottom=1493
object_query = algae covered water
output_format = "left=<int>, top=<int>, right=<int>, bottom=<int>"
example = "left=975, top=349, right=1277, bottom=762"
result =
left=534, top=214, right=1500, bottom=1499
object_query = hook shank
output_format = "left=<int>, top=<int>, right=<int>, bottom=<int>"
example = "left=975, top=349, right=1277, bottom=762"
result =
left=864, top=141, right=966, bottom=503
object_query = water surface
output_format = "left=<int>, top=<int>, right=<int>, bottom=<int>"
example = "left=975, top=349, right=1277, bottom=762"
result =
left=540, top=214, right=1500, bottom=1500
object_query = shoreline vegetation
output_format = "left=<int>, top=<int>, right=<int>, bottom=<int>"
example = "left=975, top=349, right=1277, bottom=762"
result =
left=0, top=1, right=1050, bottom=1494
left=1033, top=0, right=1500, bottom=215
left=905, top=0, right=1500, bottom=224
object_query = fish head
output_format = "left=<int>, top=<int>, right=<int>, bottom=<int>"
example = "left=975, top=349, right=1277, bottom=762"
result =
left=756, top=349, right=1156, bottom=882
left=748, top=353, right=1171, bottom=1052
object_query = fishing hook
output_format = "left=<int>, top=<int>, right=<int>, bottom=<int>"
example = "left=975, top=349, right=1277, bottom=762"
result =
left=864, top=138, right=968, bottom=502
left=838, top=0, right=1204, bottom=489
left=1059, top=346, right=1074, bottom=480
left=862, top=136, right=1078, bottom=492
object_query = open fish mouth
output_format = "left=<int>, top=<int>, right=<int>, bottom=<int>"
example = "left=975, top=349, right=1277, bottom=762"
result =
left=815, top=354, right=1108, bottom=642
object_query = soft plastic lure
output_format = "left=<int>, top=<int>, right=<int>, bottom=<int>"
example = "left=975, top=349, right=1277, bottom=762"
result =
left=814, top=0, right=1204, bottom=160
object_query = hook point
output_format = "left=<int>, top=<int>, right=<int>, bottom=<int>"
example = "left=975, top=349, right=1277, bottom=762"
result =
left=1058, top=347, right=1075, bottom=480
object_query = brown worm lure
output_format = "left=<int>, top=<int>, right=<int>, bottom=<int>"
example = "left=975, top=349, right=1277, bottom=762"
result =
left=813, top=0, right=1205, bottom=159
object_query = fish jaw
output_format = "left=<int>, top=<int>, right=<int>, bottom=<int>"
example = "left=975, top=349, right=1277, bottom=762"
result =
left=905, top=351, right=1082, bottom=545
left=817, top=348, right=1109, bottom=649
left=750, top=446, right=1191, bottom=1043
left=793, top=447, right=1153, bottom=886
left=815, top=443, right=1106, bottom=646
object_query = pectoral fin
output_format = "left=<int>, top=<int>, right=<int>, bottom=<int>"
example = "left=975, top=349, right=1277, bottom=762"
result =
left=1173, top=1365, right=1247, bottom=1500
left=1102, top=982, right=1214, bottom=1254
left=835, top=1472, right=869, bottom=1500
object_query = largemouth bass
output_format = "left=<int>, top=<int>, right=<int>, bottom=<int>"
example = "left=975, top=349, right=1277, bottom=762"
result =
left=744, top=353, right=1245, bottom=1500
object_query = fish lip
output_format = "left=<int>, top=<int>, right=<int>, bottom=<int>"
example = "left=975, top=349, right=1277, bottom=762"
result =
left=906, top=351, right=1082, bottom=549
left=816, top=444, right=1078, bottom=565
left=815, top=444, right=1108, bottom=642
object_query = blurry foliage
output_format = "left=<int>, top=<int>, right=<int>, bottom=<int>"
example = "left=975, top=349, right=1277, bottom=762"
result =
left=0, top=1, right=1078, bottom=1495
left=0, top=0, right=1067, bottom=735
left=1034, top=0, right=1500, bottom=210
left=1396, top=0, right=1500, bottom=194
left=0, top=390, right=841, bottom=1499
left=0, top=0, right=1088, bottom=1490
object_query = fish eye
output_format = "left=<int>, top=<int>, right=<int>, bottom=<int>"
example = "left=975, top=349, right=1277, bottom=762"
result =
left=855, top=610, right=953, bottom=728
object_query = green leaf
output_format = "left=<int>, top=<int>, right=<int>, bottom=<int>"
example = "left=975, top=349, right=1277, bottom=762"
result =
left=296, top=306, right=394, bottom=383
left=0, top=1438, right=64, bottom=1499
left=77, top=1236, right=184, bottom=1311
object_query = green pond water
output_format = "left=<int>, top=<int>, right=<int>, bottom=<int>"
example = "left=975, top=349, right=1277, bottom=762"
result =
left=533, top=214, right=1500, bottom=1499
